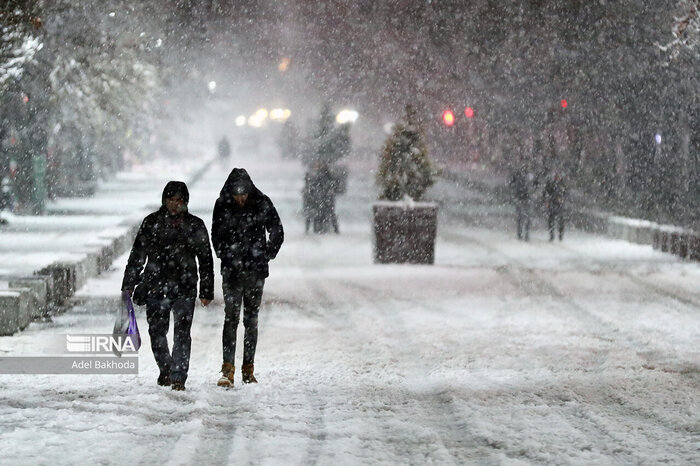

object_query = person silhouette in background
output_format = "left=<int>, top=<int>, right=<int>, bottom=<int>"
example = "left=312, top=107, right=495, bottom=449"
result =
left=218, top=136, right=231, bottom=159
left=510, top=167, right=537, bottom=241
left=543, top=171, right=567, bottom=241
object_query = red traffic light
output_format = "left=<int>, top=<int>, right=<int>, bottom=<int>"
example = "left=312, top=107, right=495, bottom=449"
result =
left=560, top=99, right=568, bottom=109
left=442, top=109, right=455, bottom=126
left=22, top=93, right=29, bottom=104
left=464, top=107, right=474, bottom=118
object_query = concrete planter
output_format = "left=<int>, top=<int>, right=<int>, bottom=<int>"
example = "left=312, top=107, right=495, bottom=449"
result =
left=373, top=201, right=438, bottom=264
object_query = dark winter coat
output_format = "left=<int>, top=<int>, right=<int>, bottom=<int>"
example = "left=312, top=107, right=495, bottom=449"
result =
left=212, top=169, right=284, bottom=280
left=218, top=137, right=231, bottom=158
left=302, top=171, right=316, bottom=220
left=309, top=165, right=337, bottom=216
left=543, top=176, right=567, bottom=213
left=122, top=181, right=215, bottom=302
left=510, top=171, right=536, bottom=205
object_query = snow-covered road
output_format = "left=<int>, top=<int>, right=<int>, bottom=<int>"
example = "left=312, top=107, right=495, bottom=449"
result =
left=1, top=150, right=698, bottom=465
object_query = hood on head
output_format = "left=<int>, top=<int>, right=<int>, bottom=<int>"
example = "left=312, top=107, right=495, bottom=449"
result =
left=220, top=168, right=258, bottom=199
left=162, top=181, right=190, bottom=206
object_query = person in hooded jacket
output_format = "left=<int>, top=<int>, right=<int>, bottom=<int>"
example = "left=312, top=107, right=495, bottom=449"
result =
left=122, top=181, right=214, bottom=391
left=309, top=162, right=340, bottom=234
left=543, top=171, right=567, bottom=241
left=212, top=168, right=284, bottom=387
left=510, top=167, right=537, bottom=241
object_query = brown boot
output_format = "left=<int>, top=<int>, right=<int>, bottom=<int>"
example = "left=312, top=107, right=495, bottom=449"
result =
left=241, top=364, right=257, bottom=384
left=217, top=362, right=235, bottom=388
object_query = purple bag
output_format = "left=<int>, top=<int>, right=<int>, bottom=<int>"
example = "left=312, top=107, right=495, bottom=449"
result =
left=113, top=291, right=141, bottom=356
left=125, top=294, right=141, bottom=351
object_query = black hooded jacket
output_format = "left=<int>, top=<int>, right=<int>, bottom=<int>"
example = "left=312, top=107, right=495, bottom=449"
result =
left=543, top=175, right=567, bottom=212
left=122, top=181, right=214, bottom=301
left=212, top=169, right=284, bottom=280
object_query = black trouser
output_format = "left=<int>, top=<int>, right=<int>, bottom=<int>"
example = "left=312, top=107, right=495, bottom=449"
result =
left=222, top=274, right=265, bottom=365
left=548, top=208, right=564, bottom=240
left=146, top=297, right=195, bottom=384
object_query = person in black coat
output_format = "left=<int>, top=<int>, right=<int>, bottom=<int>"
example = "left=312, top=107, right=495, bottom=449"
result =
left=122, top=181, right=214, bottom=391
left=212, top=168, right=283, bottom=387
left=218, top=136, right=231, bottom=159
left=510, top=168, right=537, bottom=241
left=302, top=168, right=316, bottom=234
left=543, top=172, right=567, bottom=241
left=309, top=163, right=340, bottom=234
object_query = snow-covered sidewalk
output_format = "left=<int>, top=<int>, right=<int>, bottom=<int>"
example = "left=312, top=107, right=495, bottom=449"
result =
left=0, top=156, right=215, bottom=336
left=0, top=157, right=209, bottom=278
left=0, top=149, right=698, bottom=464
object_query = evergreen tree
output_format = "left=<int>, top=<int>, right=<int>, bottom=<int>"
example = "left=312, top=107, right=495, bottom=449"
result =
left=377, top=105, right=433, bottom=202
left=0, top=2, right=44, bottom=211
left=0, top=1, right=40, bottom=89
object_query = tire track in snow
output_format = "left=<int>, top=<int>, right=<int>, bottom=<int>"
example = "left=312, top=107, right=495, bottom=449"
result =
left=549, top=240, right=700, bottom=314
left=261, top=281, right=383, bottom=464
left=270, top=276, right=434, bottom=463
left=461, top=229, right=699, bottom=375
left=334, top=278, right=565, bottom=464
left=442, top=230, right=658, bottom=355
left=310, top=276, right=502, bottom=463
left=172, top=299, right=287, bottom=465
left=182, top=331, right=241, bottom=465
left=441, top=229, right=698, bottom=460
left=291, top=281, right=351, bottom=465
left=52, top=295, right=209, bottom=464
left=171, top=289, right=332, bottom=465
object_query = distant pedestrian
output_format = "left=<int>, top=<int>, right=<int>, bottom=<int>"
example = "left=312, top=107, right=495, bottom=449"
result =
left=218, top=136, right=231, bottom=159
left=308, top=163, right=340, bottom=234
left=543, top=172, right=567, bottom=241
left=212, top=168, right=284, bottom=387
left=510, top=168, right=537, bottom=241
left=122, top=181, right=214, bottom=391
left=302, top=165, right=317, bottom=234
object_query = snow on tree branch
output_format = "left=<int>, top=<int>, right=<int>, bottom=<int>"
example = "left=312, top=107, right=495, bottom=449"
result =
left=0, top=28, right=42, bottom=87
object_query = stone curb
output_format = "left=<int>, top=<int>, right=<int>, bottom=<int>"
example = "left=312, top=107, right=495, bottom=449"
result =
left=576, top=208, right=695, bottom=260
